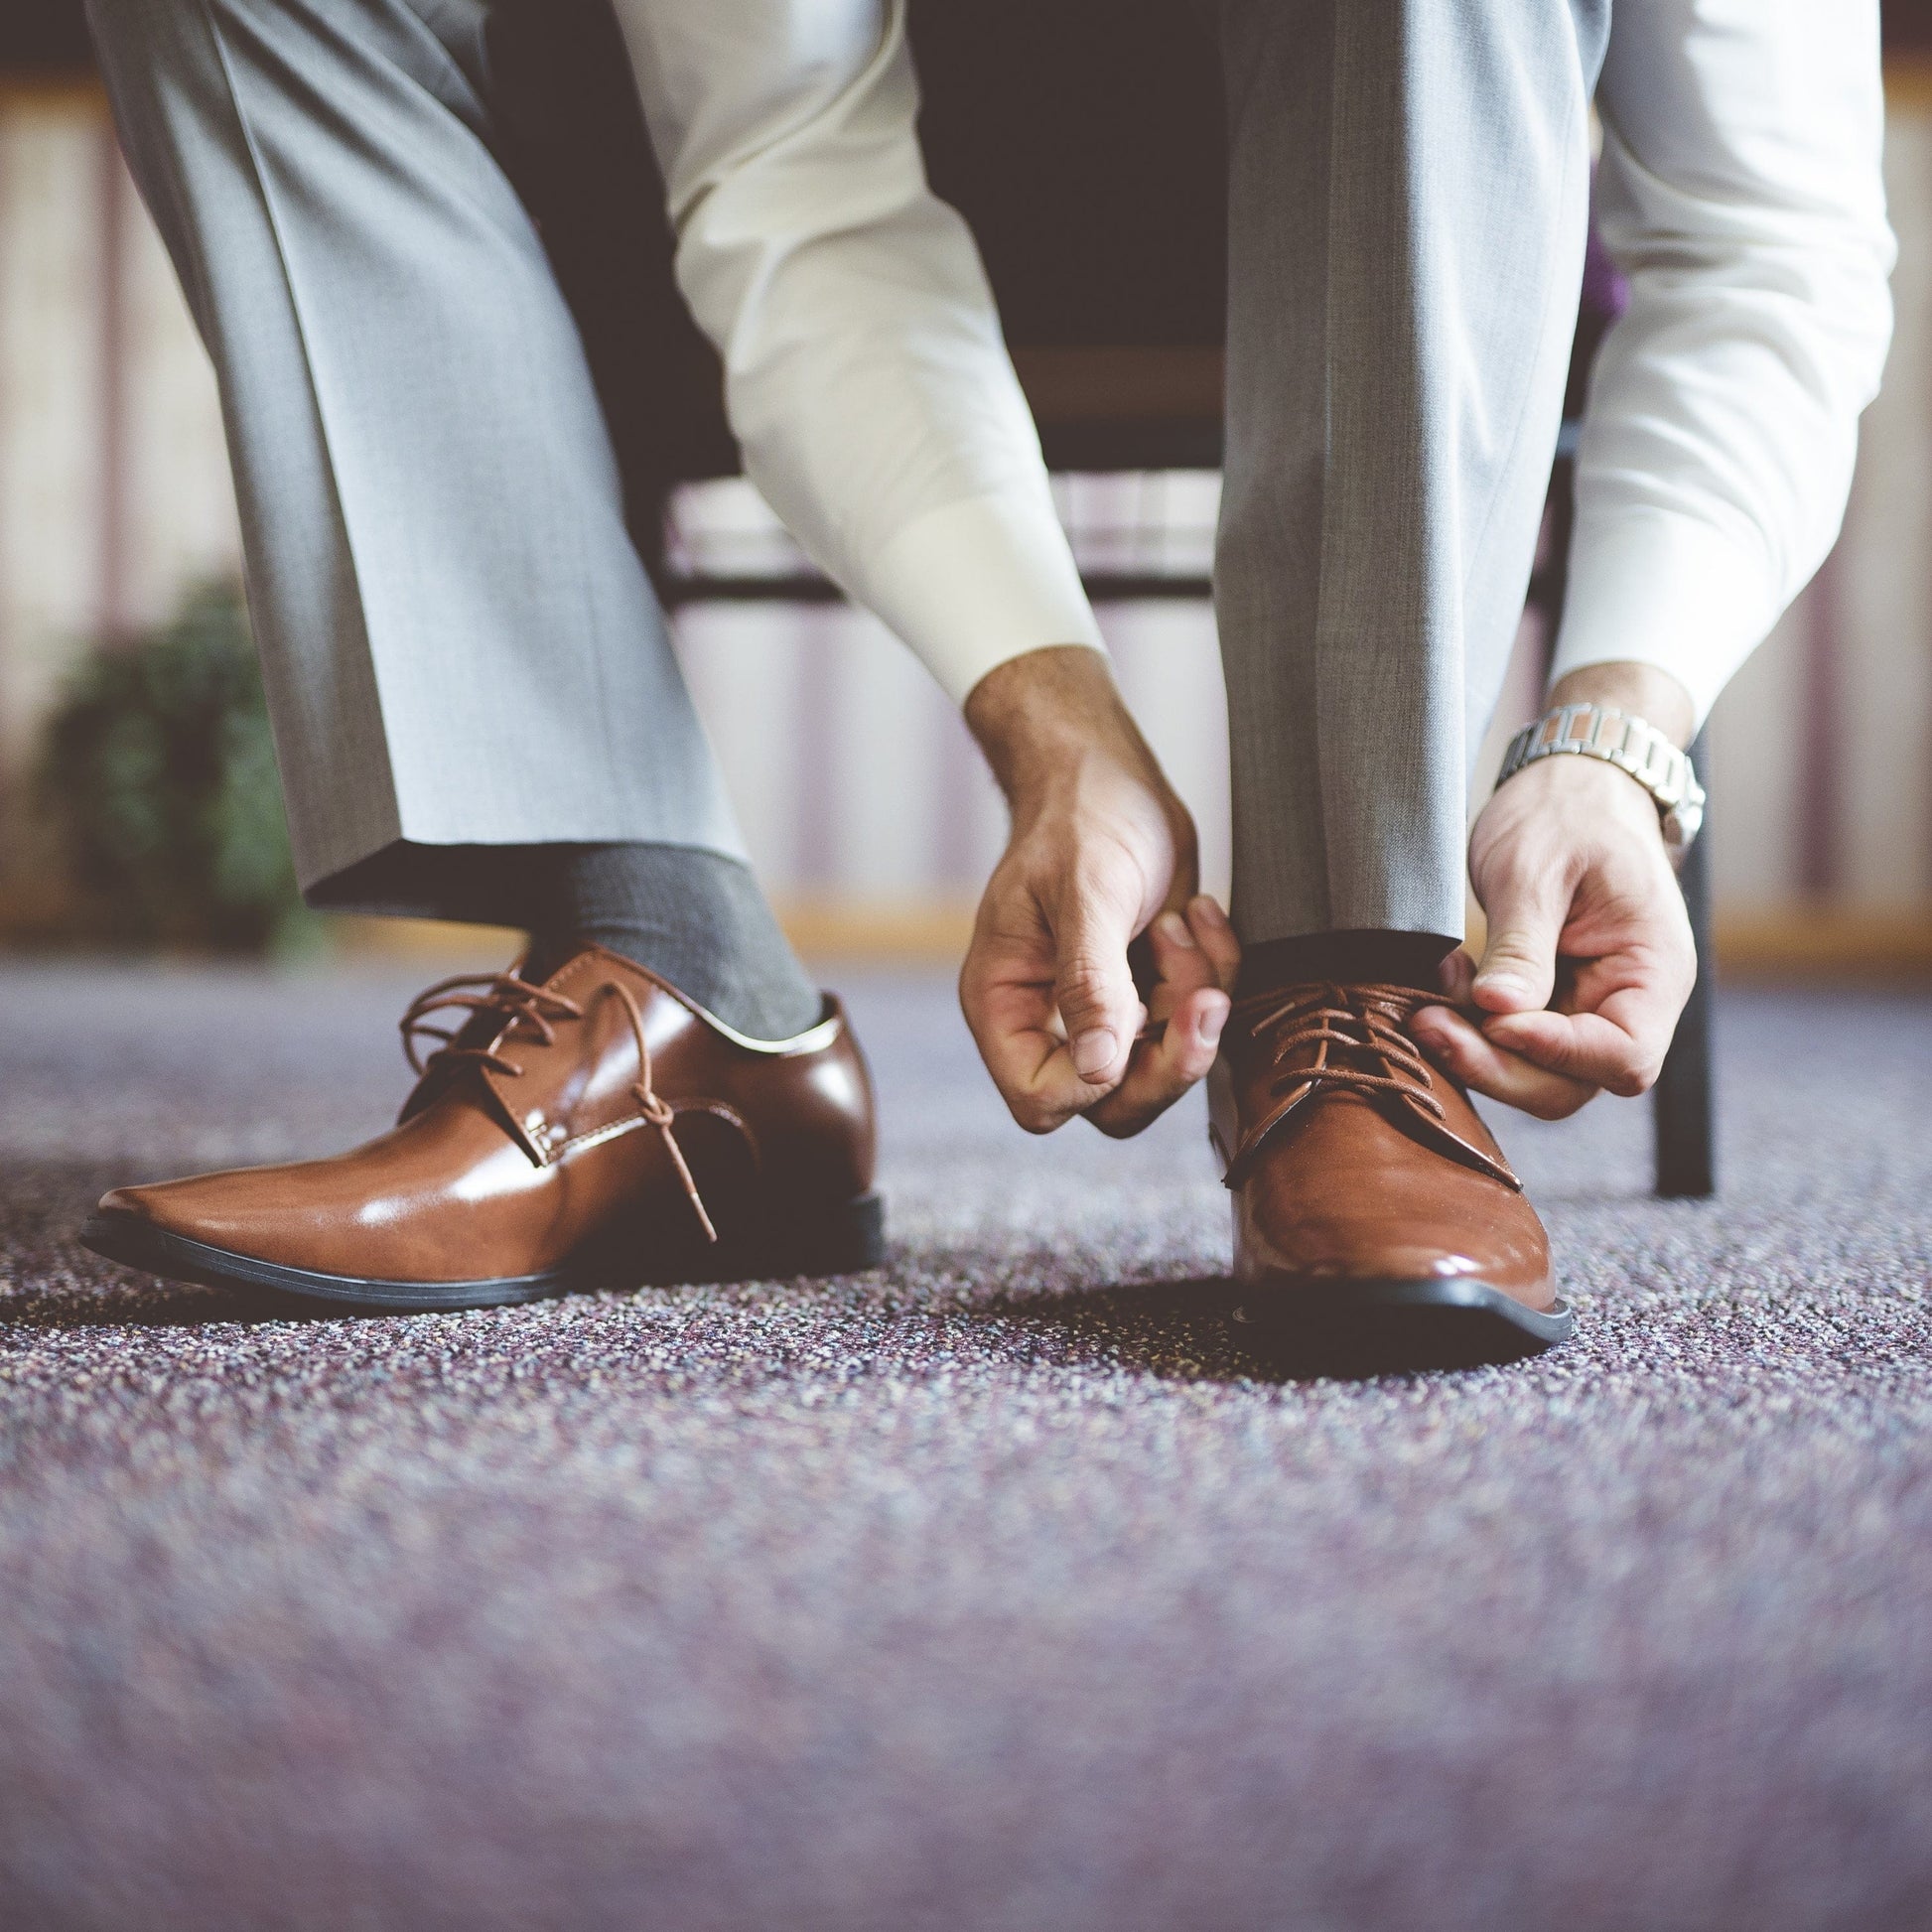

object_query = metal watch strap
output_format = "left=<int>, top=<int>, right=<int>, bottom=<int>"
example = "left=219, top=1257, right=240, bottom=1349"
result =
left=1495, top=701, right=1706, bottom=854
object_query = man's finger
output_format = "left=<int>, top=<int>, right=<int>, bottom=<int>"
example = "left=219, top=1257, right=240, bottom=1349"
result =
left=1142, top=901, right=1234, bottom=1022
left=1085, top=897, right=1240, bottom=1136
left=1410, top=1003, right=1598, bottom=1120
left=958, top=964, right=1134, bottom=1134
left=1472, top=870, right=1567, bottom=1016
left=1186, top=895, right=1242, bottom=993
left=1438, top=947, right=1476, bottom=1004
left=959, top=885, right=1102, bottom=1132
left=1052, top=878, right=1148, bottom=1090
left=1480, top=1001, right=1668, bottom=1097
left=1087, top=984, right=1231, bottom=1137
left=1144, top=908, right=1214, bottom=1013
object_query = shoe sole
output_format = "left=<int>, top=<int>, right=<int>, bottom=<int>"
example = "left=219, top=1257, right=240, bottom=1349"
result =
left=1230, top=1276, right=1574, bottom=1373
left=78, top=1194, right=887, bottom=1315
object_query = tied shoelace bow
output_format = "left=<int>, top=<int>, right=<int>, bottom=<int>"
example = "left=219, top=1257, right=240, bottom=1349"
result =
left=400, top=972, right=719, bottom=1243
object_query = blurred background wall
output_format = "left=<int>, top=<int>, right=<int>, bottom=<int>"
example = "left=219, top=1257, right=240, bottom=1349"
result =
left=2, top=9, right=1931, bottom=970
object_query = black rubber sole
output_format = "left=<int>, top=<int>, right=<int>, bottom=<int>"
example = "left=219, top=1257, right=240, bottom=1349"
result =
left=79, top=1193, right=887, bottom=1315
left=1229, top=1276, right=1575, bottom=1374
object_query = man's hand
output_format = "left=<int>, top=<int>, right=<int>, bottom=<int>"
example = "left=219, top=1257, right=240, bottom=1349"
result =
left=959, top=646, right=1239, bottom=1137
left=1409, top=663, right=1699, bottom=1120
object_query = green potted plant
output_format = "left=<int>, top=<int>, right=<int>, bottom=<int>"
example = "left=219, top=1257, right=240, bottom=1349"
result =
left=41, top=583, right=318, bottom=954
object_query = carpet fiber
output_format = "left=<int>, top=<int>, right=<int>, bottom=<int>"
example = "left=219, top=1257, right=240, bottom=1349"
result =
left=2, top=960, right=1929, bottom=1930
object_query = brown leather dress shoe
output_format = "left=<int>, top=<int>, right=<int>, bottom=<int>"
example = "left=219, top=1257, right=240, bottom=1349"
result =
left=1207, top=981, right=1573, bottom=1367
left=81, top=946, right=883, bottom=1311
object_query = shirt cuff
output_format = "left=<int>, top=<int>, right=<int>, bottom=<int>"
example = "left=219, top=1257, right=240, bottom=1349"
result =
left=1549, top=508, right=1781, bottom=730
left=859, top=490, right=1107, bottom=707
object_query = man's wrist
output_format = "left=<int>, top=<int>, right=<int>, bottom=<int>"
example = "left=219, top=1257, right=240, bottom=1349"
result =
left=1511, top=661, right=1703, bottom=855
left=963, top=644, right=1155, bottom=806
left=1490, top=743, right=1670, bottom=832
left=1544, top=662, right=1696, bottom=751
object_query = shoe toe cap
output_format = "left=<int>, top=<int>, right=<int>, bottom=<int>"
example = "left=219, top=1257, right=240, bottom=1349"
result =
left=96, top=1172, right=287, bottom=1255
left=1239, top=1188, right=1554, bottom=1303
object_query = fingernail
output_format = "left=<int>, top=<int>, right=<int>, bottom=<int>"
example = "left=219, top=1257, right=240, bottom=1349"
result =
left=1157, top=911, right=1196, bottom=948
left=1191, top=896, right=1230, bottom=927
left=1071, top=1029, right=1118, bottom=1079
left=1199, top=1003, right=1227, bottom=1049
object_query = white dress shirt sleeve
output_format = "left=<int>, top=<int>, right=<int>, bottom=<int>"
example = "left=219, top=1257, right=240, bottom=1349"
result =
left=1554, top=0, right=1897, bottom=727
left=610, top=0, right=1103, bottom=706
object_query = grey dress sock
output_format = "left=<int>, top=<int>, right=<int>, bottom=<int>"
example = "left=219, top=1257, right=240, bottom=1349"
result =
left=312, top=837, right=822, bottom=1041
left=525, top=844, right=822, bottom=1040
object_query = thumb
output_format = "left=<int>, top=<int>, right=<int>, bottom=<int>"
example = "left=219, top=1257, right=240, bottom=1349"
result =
left=1053, top=881, right=1146, bottom=1088
left=1473, top=872, right=1564, bottom=1015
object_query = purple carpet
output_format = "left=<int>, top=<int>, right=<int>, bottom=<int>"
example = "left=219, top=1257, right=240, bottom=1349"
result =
left=2, top=959, right=1929, bottom=1930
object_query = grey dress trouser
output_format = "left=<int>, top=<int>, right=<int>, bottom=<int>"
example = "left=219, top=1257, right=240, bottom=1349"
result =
left=84, top=0, right=747, bottom=904
left=1217, top=0, right=1609, bottom=942
left=86, top=0, right=1607, bottom=943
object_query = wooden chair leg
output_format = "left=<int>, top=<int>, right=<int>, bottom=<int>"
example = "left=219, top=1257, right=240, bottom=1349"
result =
left=1653, top=726, right=1715, bottom=1198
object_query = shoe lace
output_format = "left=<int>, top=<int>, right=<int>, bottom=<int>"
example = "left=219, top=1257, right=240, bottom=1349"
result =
left=400, top=972, right=719, bottom=1244
left=402, top=972, right=584, bottom=1081
left=1233, top=981, right=1447, bottom=1122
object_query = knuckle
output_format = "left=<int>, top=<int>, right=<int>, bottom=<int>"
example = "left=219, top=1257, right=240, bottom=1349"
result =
left=1593, top=1035, right=1663, bottom=1095
left=1090, top=1086, right=1174, bottom=1137
left=1056, top=963, right=1116, bottom=1017
left=1612, top=1055, right=1663, bottom=1097
left=1533, top=1088, right=1589, bottom=1120
left=1486, top=935, right=1551, bottom=969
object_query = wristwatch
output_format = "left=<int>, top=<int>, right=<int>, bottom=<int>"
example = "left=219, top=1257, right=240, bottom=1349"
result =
left=1495, top=701, right=1706, bottom=855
